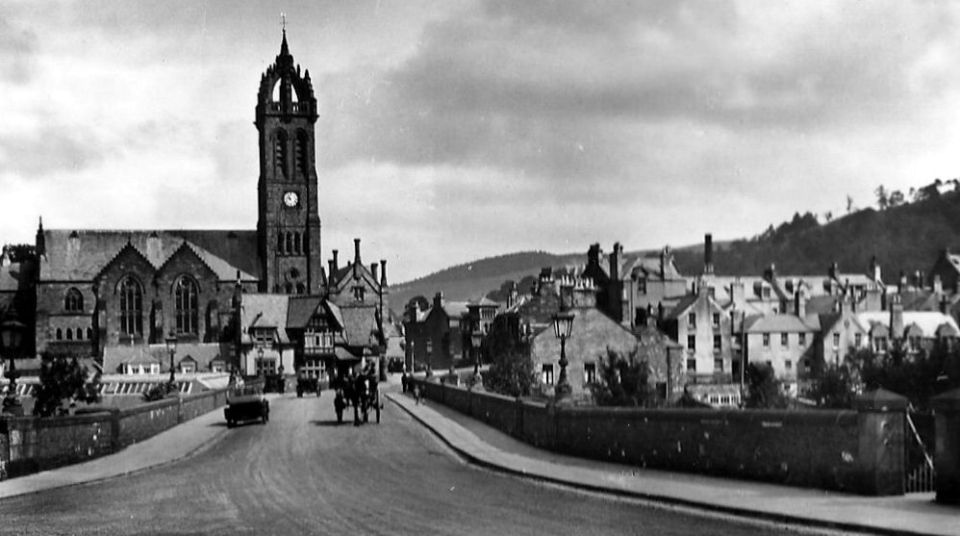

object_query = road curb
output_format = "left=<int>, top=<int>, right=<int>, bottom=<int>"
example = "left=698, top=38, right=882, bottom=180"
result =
left=387, top=393, right=941, bottom=536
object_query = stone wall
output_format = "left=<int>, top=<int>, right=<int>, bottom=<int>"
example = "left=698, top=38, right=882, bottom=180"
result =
left=412, top=379, right=905, bottom=496
left=0, top=382, right=253, bottom=480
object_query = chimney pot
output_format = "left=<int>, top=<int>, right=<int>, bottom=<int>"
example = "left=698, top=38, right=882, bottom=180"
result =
left=354, top=238, right=361, bottom=263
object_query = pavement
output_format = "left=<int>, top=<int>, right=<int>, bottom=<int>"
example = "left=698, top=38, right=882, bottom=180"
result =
left=1, top=386, right=957, bottom=536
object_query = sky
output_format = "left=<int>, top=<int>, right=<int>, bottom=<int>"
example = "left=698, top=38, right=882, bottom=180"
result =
left=3, top=1, right=960, bottom=284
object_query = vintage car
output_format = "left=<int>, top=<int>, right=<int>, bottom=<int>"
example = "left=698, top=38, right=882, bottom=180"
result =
left=224, top=385, right=270, bottom=427
left=296, top=374, right=322, bottom=398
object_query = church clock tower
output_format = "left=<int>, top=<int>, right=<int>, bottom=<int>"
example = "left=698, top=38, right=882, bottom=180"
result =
left=256, top=31, right=323, bottom=294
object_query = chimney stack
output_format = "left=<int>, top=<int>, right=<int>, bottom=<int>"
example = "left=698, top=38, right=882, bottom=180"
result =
left=587, top=243, right=601, bottom=267
left=934, top=274, right=943, bottom=296
left=354, top=238, right=362, bottom=264
left=890, top=294, right=904, bottom=339
left=433, top=292, right=443, bottom=309
left=332, top=249, right=339, bottom=273
left=380, top=259, right=388, bottom=287
left=898, top=270, right=907, bottom=293
left=609, top=242, right=622, bottom=280
left=828, top=262, right=839, bottom=281
left=371, top=263, right=378, bottom=282
left=704, top=233, right=714, bottom=275
left=794, top=289, right=806, bottom=317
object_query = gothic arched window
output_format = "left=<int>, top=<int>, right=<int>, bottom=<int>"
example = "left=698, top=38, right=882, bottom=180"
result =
left=285, top=282, right=294, bottom=294
left=293, top=232, right=301, bottom=255
left=76, top=328, right=82, bottom=341
left=274, top=131, right=288, bottom=179
left=66, top=328, right=73, bottom=341
left=119, top=276, right=143, bottom=336
left=86, top=327, right=93, bottom=340
left=286, top=233, right=293, bottom=254
left=56, top=328, right=62, bottom=340
left=175, top=276, right=199, bottom=335
left=277, top=231, right=285, bottom=254
left=296, top=283, right=305, bottom=295
left=65, top=288, right=83, bottom=312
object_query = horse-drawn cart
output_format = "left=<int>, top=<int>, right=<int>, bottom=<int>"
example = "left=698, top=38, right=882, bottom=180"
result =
left=334, top=374, right=381, bottom=425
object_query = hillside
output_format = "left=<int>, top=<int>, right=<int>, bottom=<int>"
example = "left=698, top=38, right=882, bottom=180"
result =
left=391, top=184, right=960, bottom=314
left=672, top=188, right=960, bottom=277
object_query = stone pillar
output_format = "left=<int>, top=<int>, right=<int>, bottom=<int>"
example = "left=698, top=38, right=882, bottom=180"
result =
left=854, top=388, right=907, bottom=496
left=932, top=387, right=960, bottom=505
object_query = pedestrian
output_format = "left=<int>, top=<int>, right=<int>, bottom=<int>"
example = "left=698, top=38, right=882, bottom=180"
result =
left=401, top=371, right=408, bottom=393
left=413, top=384, right=421, bottom=405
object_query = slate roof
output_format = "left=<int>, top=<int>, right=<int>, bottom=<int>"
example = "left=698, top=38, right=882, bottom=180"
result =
left=40, top=229, right=257, bottom=282
left=0, top=262, right=19, bottom=292
left=628, top=255, right=683, bottom=281
left=339, top=304, right=381, bottom=347
left=855, top=311, right=960, bottom=338
left=240, top=294, right=290, bottom=344
left=743, top=314, right=819, bottom=333
left=286, top=295, right=324, bottom=328
left=102, top=342, right=227, bottom=373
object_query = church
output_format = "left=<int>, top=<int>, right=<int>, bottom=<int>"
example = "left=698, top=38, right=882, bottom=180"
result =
left=1, top=32, right=389, bottom=383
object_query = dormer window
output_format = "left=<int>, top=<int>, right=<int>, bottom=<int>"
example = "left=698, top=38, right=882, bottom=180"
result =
left=353, top=285, right=366, bottom=302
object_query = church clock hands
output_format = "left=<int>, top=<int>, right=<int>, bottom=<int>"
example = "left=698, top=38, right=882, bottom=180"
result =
left=283, top=191, right=299, bottom=207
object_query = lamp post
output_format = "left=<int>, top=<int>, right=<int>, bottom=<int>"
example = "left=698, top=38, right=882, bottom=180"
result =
left=165, top=333, right=177, bottom=389
left=552, top=311, right=575, bottom=400
left=257, top=346, right=265, bottom=377
left=1, top=317, right=25, bottom=415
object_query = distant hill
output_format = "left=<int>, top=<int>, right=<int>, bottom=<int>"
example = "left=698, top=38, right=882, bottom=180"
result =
left=391, top=183, right=960, bottom=315
left=390, top=251, right=580, bottom=313
left=672, top=186, right=960, bottom=278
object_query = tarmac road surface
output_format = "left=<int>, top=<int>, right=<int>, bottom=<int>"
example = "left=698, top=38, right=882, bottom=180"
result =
left=0, top=394, right=812, bottom=535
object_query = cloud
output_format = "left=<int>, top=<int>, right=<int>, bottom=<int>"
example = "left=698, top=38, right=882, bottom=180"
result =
left=0, top=126, right=104, bottom=175
left=0, top=15, right=37, bottom=84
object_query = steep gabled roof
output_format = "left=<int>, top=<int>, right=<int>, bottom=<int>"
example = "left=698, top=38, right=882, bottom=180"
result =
left=743, top=314, right=818, bottom=333
left=339, top=304, right=381, bottom=347
left=286, top=295, right=325, bottom=329
left=240, top=293, right=290, bottom=344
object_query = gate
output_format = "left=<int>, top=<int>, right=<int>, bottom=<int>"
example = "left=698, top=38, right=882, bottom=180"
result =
left=904, top=407, right=936, bottom=493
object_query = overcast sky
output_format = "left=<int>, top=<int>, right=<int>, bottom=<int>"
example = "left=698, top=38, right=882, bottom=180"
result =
left=3, top=1, right=960, bottom=283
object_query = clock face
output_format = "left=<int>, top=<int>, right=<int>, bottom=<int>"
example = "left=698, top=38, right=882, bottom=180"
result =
left=283, top=191, right=299, bottom=207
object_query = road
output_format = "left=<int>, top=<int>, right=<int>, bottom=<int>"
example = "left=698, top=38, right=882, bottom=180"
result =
left=0, top=393, right=812, bottom=535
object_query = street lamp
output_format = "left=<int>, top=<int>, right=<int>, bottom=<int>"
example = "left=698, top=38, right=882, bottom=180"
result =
left=552, top=311, right=575, bottom=400
left=1, top=317, right=25, bottom=415
left=165, top=333, right=177, bottom=389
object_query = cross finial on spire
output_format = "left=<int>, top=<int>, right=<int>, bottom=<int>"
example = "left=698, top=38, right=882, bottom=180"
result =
left=281, top=12, right=286, bottom=33
left=279, top=12, right=290, bottom=57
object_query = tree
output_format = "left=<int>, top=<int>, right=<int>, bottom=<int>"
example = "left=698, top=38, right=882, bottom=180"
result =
left=481, top=316, right=536, bottom=397
left=33, top=355, right=101, bottom=417
left=809, top=364, right=856, bottom=409
left=590, top=347, right=652, bottom=407
left=846, top=195, right=854, bottom=214
left=824, top=211, right=833, bottom=223
left=848, top=340, right=960, bottom=410
left=744, top=363, right=787, bottom=409
left=888, top=190, right=905, bottom=208
left=875, top=185, right=889, bottom=210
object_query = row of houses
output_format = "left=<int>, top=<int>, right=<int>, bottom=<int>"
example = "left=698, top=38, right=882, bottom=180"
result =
left=403, top=237, right=960, bottom=406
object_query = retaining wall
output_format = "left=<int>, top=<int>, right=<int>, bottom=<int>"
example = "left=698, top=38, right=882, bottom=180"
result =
left=411, top=379, right=904, bottom=496
left=0, top=382, right=254, bottom=481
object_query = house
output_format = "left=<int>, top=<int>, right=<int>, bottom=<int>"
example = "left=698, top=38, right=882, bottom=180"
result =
left=742, top=311, right=819, bottom=397
left=661, top=283, right=736, bottom=383
left=403, top=292, right=469, bottom=372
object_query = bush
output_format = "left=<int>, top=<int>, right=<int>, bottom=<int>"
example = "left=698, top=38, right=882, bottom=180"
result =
left=142, top=383, right=177, bottom=402
left=590, top=348, right=653, bottom=407
left=33, top=355, right=101, bottom=417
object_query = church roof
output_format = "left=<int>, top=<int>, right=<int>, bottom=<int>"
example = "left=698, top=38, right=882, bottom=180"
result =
left=40, top=229, right=258, bottom=282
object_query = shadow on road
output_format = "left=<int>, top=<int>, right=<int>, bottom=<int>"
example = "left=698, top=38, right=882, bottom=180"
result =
left=311, top=419, right=346, bottom=427
left=208, top=422, right=229, bottom=428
